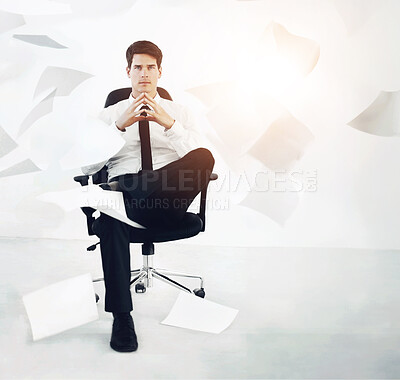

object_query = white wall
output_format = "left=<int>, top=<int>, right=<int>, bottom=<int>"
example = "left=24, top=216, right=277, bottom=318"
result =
left=1, top=0, right=400, bottom=249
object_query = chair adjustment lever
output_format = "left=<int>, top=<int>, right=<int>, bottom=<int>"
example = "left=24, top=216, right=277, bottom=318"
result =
left=87, top=241, right=100, bottom=251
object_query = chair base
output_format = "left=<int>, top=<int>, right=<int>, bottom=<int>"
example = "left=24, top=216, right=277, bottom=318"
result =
left=93, top=254, right=205, bottom=297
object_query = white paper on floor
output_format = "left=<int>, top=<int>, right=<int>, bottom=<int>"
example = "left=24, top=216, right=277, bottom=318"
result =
left=37, top=184, right=145, bottom=228
left=22, top=273, right=98, bottom=341
left=161, top=291, right=238, bottom=334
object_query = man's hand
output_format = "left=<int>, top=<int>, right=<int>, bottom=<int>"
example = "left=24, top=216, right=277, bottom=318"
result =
left=142, top=93, right=175, bottom=130
left=115, top=93, right=148, bottom=131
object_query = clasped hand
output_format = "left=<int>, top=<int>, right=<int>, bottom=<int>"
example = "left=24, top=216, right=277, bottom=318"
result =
left=116, top=92, right=175, bottom=131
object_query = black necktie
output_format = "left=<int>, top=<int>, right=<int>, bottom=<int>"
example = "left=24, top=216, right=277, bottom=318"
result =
left=138, top=105, right=152, bottom=170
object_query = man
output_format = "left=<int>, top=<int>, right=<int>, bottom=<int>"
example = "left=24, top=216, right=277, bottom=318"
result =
left=82, top=41, right=214, bottom=352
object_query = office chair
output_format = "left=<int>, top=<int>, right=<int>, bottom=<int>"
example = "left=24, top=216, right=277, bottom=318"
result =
left=74, top=86, right=217, bottom=300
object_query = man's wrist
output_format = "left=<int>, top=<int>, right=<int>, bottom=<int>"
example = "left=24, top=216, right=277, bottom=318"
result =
left=163, top=118, right=175, bottom=130
left=115, top=121, right=125, bottom=132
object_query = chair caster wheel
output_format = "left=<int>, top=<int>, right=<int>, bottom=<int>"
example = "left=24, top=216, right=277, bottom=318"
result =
left=95, top=293, right=100, bottom=303
left=135, top=282, right=146, bottom=293
left=193, top=288, right=205, bottom=298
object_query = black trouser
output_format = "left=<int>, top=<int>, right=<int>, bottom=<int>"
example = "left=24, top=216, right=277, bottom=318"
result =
left=97, top=148, right=214, bottom=312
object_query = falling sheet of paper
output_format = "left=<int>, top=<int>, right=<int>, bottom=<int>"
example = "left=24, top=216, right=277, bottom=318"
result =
left=0, top=0, right=71, bottom=15
left=248, top=111, right=314, bottom=170
left=161, top=291, right=238, bottom=334
left=260, top=22, right=320, bottom=78
left=348, top=90, right=400, bottom=136
left=22, top=273, right=98, bottom=341
left=334, top=0, right=382, bottom=35
left=186, top=82, right=236, bottom=109
left=207, top=90, right=283, bottom=154
left=13, top=34, right=67, bottom=49
left=0, top=10, right=25, bottom=33
left=59, top=116, right=125, bottom=170
left=0, top=125, right=17, bottom=158
left=0, top=37, right=36, bottom=83
left=0, top=60, right=25, bottom=83
left=0, top=143, right=43, bottom=173
left=239, top=171, right=300, bottom=225
left=0, top=158, right=41, bottom=178
left=64, top=0, right=136, bottom=17
left=33, top=66, right=93, bottom=99
left=37, top=184, right=145, bottom=229
left=18, top=88, right=57, bottom=137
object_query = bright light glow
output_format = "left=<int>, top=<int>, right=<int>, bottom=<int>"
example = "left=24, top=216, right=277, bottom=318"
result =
left=259, top=54, right=303, bottom=96
left=236, top=49, right=306, bottom=100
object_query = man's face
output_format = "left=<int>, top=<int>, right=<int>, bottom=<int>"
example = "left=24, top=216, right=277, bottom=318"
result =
left=127, top=53, right=162, bottom=98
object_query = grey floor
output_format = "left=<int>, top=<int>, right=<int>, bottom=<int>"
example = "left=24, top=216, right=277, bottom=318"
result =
left=1, top=238, right=400, bottom=379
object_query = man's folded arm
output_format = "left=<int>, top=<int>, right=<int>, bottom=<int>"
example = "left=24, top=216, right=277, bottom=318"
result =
left=164, top=106, right=206, bottom=157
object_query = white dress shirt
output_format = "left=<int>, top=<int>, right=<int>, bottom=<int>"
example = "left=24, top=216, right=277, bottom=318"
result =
left=82, top=92, right=203, bottom=180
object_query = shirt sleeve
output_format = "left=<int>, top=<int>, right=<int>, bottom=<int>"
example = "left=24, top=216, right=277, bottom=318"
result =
left=163, top=105, right=205, bottom=157
left=81, top=160, right=108, bottom=176
left=98, top=107, right=127, bottom=135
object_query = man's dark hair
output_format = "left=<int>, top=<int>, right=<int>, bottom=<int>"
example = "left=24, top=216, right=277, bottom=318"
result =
left=126, top=40, right=163, bottom=68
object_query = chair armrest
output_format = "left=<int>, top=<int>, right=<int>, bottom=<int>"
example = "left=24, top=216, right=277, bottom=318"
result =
left=74, top=175, right=95, bottom=234
left=76, top=170, right=217, bottom=235
left=209, top=173, right=218, bottom=181
left=74, top=175, right=90, bottom=186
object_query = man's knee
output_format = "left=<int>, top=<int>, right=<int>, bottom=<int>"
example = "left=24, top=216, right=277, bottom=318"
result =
left=189, top=148, right=215, bottom=170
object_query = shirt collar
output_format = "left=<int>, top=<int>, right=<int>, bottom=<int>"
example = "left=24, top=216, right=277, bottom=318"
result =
left=128, top=91, right=161, bottom=105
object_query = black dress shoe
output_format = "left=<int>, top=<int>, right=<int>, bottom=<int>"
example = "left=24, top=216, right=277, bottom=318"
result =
left=110, top=313, right=138, bottom=352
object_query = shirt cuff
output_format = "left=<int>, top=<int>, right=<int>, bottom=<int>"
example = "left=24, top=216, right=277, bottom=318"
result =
left=115, top=121, right=126, bottom=133
left=164, top=120, right=185, bottom=138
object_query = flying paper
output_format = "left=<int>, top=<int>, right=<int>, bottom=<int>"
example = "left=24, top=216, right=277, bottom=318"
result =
left=161, top=291, right=238, bottom=334
left=206, top=90, right=284, bottom=154
left=0, top=159, right=41, bottom=178
left=348, top=90, right=400, bottom=136
left=334, top=0, right=383, bottom=35
left=248, top=111, right=314, bottom=170
left=0, top=0, right=71, bottom=15
left=239, top=171, right=300, bottom=225
left=260, top=22, right=320, bottom=79
left=13, top=34, right=68, bottom=49
left=22, top=273, right=98, bottom=341
left=18, top=89, right=57, bottom=137
left=186, top=82, right=236, bottom=109
left=63, top=0, right=136, bottom=17
left=0, top=10, right=25, bottom=33
left=33, top=66, right=93, bottom=99
left=59, top=116, right=125, bottom=170
left=37, top=184, right=145, bottom=229
left=0, top=125, right=17, bottom=158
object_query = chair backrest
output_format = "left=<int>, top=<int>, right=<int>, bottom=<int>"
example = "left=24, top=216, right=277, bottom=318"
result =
left=93, top=87, right=173, bottom=184
left=104, top=87, right=173, bottom=108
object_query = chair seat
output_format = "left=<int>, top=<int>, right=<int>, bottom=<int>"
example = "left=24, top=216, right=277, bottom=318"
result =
left=93, top=212, right=203, bottom=244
